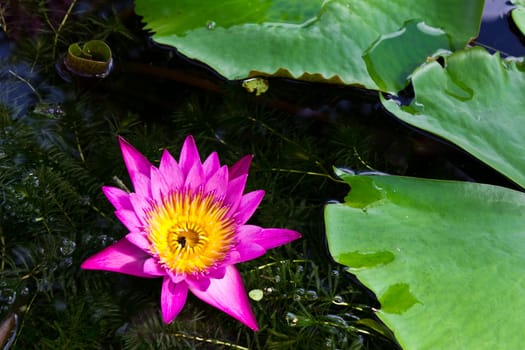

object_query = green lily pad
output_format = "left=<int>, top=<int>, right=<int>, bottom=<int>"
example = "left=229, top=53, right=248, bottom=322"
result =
left=134, top=0, right=484, bottom=90
left=363, top=20, right=454, bottom=93
left=325, top=169, right=525, bottom=349
left=511, top=0, right=525, bottom=37
left=382, top=47, right=525, bottom=188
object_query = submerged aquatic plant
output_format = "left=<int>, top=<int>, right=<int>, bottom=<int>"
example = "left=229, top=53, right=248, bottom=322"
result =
left=81, top=136, right=301, bottom=330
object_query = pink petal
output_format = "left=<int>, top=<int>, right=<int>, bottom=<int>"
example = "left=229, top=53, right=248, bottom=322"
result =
left=207, top=265, right=226, bottom=279
left=144, top=258, right=166, bottom=276
left=230, top=226, right=301, bottom=262
left=185, top=275, right=211, bottom=291
left=235, top=190, right=265, bottom=225
left=150, top=166, right=168, bottom=204
left=225, top=174, right=248, bottom=212
left=130, top=171, right=151, bottom=198
left=81, top=239, right=158, bottom=278
left=128, top=192, right=150, bottom=224
left=102, top=186, right=132, bottom=211
left=204, top=166, right=228, bottom=198
left=159, top=149, right=184, bottom=191
left=125, top=233, right=150, bottom=251
left=229, top=155, right=253, bottom=180
left=118, top=137, right=152, bottom=192
left=227, top=242, right=266, bottom=264
left=179, top=136, right=201, bottom=175
left=226, top=225, right=266, bottom=264
left=188, top=265, right=258, bottom=330
left=167, top=270, right=186, bottom=284
left=115, top=209, right=142, bottom=232
left=236, top=224, right=262, bottom=241
left=253, top=228, right=302, bottom=250
left=184, top=163, right=205, bottom=191
left=203, top=151, right=220, bottom=179
left=161, top=277, right=188, bottom=323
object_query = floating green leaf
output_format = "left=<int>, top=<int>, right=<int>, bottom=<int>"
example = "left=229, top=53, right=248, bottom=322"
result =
left=241, top=77, right=270, bottom=96
left=325, top=169, right=525, bottom=349
left=134, top=0, right=484, bottom=90
left=511, top=0, right=525, bottom=36
left=382, top=47, right=525, bottom=188
left=64, top=40, right=113, bottom=78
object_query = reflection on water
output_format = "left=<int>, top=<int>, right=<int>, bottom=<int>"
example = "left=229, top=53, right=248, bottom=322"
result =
left=477, top=0, right=525, bottom=56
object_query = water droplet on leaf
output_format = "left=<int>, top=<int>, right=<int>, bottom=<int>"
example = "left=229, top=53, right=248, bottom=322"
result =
left=206, top=20, right=216, bottom=30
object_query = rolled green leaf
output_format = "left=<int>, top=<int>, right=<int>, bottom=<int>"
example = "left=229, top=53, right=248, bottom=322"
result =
left=64, top=40, right=113, bottom=78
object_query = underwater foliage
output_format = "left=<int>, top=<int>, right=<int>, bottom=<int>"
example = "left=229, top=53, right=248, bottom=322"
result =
left=2, top=0, right=525, bottom=349
left=1, top=2, right=396, bottom=348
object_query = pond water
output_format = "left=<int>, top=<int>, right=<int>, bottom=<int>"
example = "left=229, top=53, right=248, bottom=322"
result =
left=0, top=1, right=523, bottom=349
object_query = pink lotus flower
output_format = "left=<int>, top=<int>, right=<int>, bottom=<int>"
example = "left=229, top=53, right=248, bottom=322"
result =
left=81, top=136, right=301, bottom=330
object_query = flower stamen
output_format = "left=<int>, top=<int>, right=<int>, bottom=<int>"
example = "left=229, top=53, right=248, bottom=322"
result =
left=147, top=190, right=235, bottom=275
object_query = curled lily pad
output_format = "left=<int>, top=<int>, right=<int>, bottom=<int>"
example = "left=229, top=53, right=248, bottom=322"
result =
left=63, top=40, right=113, bottom=78
left=382, top=47, right=525, bottom=188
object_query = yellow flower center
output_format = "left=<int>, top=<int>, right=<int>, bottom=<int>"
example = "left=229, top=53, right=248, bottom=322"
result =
left=146, top=190, right=236, bottom=275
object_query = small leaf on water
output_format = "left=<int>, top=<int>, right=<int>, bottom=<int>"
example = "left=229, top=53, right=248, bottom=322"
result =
left=242, top=77, right=269, bottom=96
left=63, top=40, right=113, bottom=78
left=248, top=289, right=264, bottom=301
